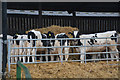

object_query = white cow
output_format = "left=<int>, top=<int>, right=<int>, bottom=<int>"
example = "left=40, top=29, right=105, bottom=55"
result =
left=69, top=30, right=119, bottom=63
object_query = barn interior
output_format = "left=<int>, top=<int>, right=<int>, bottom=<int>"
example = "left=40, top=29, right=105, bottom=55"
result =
left=1, top=2, right=120, bottom=78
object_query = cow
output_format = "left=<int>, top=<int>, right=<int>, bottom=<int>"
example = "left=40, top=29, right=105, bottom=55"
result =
left=68, top=30, right=119, bottom=63
left=46, top=31, right=70, bottom=61
left=27, top=30, right=51, bottom=62
left=0, top=34, right=13, bottom=40
left=0, top=34, right=24, bottom=63
left=10, top=34, right=28, bottom=63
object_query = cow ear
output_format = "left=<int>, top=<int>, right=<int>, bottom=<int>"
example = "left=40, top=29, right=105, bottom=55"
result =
left=68, top=32, right=73, bottom=35
left=78, top=32, right=80, bottom=35
left=44, top=33, right=47, bottom=35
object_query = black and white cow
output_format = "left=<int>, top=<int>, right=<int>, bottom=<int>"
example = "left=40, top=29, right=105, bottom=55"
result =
left=68, top=30, right=119, bottom=63
left=0, top=34, right=13, bottom=40
left=27, top=30, right=51, bottom=62
left=47, top=31, right=70, bottom=61
left=10, top=34, right=28, bottom=63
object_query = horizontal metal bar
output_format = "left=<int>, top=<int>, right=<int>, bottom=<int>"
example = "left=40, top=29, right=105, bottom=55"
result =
left=11, top=44, right=120, bottom=49
left=7, top=36, right=120, bottom=41
left=85, top=51, right=119, bottom=55
left=10, top=58, right=120, bottom=64
left=86, top=58, right=119, bottom=61
left=10, top=60, right=61, bottom=64
left=10, top=51, right=119, bottom=57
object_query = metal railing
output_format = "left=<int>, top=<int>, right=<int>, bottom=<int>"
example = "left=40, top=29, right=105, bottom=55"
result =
left=7, top=37, right=120, bottom=72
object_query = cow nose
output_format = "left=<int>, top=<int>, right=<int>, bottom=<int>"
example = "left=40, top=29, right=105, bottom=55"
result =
left=46, top=40, right=51, bottom=46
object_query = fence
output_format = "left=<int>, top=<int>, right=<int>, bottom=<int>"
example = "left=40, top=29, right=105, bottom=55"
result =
left=7, top=37, right=120, bottom=72
left=7, top=14, right=120, bottom=35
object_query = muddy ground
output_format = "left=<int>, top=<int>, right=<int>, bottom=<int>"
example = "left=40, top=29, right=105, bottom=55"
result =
left=7, top=61, right=119, bottom=78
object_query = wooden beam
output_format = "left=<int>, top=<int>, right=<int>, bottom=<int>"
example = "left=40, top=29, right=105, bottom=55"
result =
left=38, top=3, right=42, bottom=28
left=72, top=11, right=76, bottom=27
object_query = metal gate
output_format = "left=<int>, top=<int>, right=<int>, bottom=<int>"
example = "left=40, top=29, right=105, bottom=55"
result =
left=7, top=37, right=120, bottom=72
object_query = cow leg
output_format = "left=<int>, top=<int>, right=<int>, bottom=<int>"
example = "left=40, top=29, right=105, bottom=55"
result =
left=22, top=48, right=26, bottom=63
left=11, top=57, right=14, bottom=63
left=51, top=56, right=54, bottom=61
left=56, top=56, right=59, bottom=61
left=27, top=43, right=32, bottom=62
left=15, top=49, right=18, bottom=63
left=22, top=41, right=26, bottom=63
left=10, top=49, right=14, bottom=63
left=92, top=54, right=97, bottom=62
left=45, top=54, right=48, bottom=62
left=114, top=49, right=119, bottom=62
left=40, top=56, right=43, bottom=61
left=80, top=49, right=85, bottom=63
left=27, top=48, right=31, bottom=62
left=19, top=40, right=23, bottom=62
left=109, top=44, right=119, bottom=61
left=19, top=48, right=22, bottom=62
left=45, top=49, right=49, bottom=62
left=110, top=52, right=114, bottom=61
left=64, top=48, right=69, bottom=61
left=32, top=49, right=36, bottom=62
left=58, top=48, right=63, bottom=61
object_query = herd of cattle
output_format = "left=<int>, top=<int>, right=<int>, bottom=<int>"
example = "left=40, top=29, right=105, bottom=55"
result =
left=0, top=30, right=119, bottom=63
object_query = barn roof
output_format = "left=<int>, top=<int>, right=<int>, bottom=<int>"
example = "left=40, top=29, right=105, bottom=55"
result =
left=7, top=2, right=120, bottom=12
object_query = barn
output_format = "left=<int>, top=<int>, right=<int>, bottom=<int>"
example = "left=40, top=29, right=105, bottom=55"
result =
left=0, top=1, right=120, bottom=79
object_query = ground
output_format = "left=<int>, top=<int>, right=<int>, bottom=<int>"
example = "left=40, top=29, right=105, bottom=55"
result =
left=7, top=25, right=120, bottom=79
left=7, top=61, right=119, bottom=78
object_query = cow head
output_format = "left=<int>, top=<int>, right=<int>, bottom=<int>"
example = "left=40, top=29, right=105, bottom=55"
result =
left=68, top=31, right=80, bottom=45
left=13, top=34, right=18, bottom=39
left=41, top=33, right=51, bottom=47
left=46, top=31, right=55, bottom=46
left=56, top=33, right=69, bottom=46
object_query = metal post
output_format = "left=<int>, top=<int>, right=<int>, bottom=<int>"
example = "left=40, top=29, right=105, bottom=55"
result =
left=2, top=2, right=7, bottom=80
left=8, top=40, right=11, bottom=72
left=61, top=39, right=63, bottom=64
left=84, top=39, right=86, bottom=64
left=0, top=38, right=2, bottom=79
left=106, top=38, right=108, bottom=63
left=0, top=2, right=2, bottom=78
left=35, top=40, right=37, bottom=62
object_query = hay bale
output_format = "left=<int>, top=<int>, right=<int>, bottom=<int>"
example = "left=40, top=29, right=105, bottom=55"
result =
left=26, top=25, right=78, bottom=38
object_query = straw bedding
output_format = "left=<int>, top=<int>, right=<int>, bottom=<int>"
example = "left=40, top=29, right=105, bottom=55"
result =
left=8, top=61, right=119, bottom=78
left=6, top=25, right=119, bottom=78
